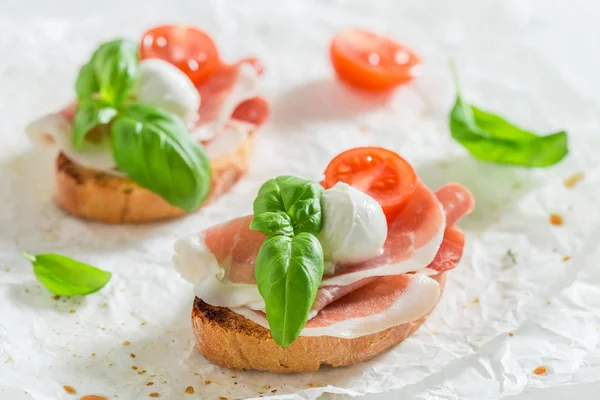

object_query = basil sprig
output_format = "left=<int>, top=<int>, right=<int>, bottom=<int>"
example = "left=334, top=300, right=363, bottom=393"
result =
left=75, top=39, right=139, bottom=106
left=449, top=67, right=568, bottom=167
left=250, top=176, right=325, bottom=347
left=71, top=39, right=211, bottom=211
left=253, top=176, right=324, bottom=236
left=22, top=252, right=111, bottom=296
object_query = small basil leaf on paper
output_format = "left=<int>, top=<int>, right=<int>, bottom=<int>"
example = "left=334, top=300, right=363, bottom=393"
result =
left=250, top=211, right=294, bottom=237
left=75, top=39, right=139, bottom=106
left=110, top=104, right=211, bottom=211
left=22, top=252, right=111, bottom=296
left=253, top=176, right=323, bottom=235
left=72, top=98, right=118, bottom=149
left=255, top=233, right=324, bottom=347
left=449, top=69, right=568, bottom=167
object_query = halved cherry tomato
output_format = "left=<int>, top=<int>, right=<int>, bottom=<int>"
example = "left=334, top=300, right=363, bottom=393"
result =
left=140, top=25, right=221, bottom=86
left=330, top=29, right=421, bottom=91
left=323, top=147, right=417, bottom=220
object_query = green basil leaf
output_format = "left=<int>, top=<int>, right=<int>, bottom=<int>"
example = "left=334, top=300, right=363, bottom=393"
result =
left=22, top=252, right=111, bottom=296
left=449, top=69, right=568, bottom=167
left=75, top=39, right=139, bottom=106
left=72, top=98, right=118, bottom=149
left=110, top=103, right=211, bottom=211
left=250, top=211, right=294, bottom=237
left=75, top=61, right=99, bottom=100
left=253, top=176, right=323, bottom=236
left=255, top=233, right=324, bottom=347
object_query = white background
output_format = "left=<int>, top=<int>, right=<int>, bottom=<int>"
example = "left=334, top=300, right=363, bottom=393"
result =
left=1, top=1, right=600, bottom=399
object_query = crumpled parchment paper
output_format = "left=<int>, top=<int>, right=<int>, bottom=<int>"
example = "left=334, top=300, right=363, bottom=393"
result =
left=1, top=0, right=600, bottom=399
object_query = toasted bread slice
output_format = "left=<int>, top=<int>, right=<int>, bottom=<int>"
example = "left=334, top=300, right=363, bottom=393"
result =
left=191, top=272, right=445, bottom=373
left=54, top=136, right=254, bottom=223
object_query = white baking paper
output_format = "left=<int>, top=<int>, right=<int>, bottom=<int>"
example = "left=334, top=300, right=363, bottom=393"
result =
left=1, top=0, right=600, bottom=399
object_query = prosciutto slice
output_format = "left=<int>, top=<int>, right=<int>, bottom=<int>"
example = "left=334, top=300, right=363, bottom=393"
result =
left=232, top=273, right=442, bottom=338
left=199, top=182, right=472, bottom=285
left=176, top=181, right=474, bottom=337
left=26, top=59, right=269, bottom=173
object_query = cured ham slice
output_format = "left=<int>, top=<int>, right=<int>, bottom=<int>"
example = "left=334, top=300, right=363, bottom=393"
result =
left=175, top=181, right=473, bottom=338
left=176, top=182, right=473, bottom=320
left=202, top=215, right=263, bottom=283
left=198, top=181, right=448, bottom=285
left=320, top=182, right=445, bottom=286
left=27, top=59, right=269, bottom=174
left=232, top=273, right=441, bottom=338
left=196, top=182, right=472, bottom=285
left=435, top=183, right=475, bottom=227
left=427, top=226, right=465, bottom=272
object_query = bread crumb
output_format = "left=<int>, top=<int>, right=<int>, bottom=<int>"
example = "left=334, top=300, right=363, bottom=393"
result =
left=564, top=172, right=584, bottom=188
left=149, top=393, right=160, bottom=398
left=69, top=309, right=76, bottom=314
left=52, top=295, right=60, bottom=300
left=185, top=386, right=195, bottom=394
left=474, top=338, right=483, bottom=342
left=204, top=380, right=212, bottom=385
left=533, top=365, right=547, bottom=375
left=63, top=385, right=76, bottom=394
left=549, top=214, right=564, bottom=226
left=563, top=256, right=571, bottom=262
left=130, top=354, right=136, bottom=358
left=473, top=298, right=480, bottom=304
left=146, top=382, right=154, bottom=386
left=123, top=341, right=131, bottom=346
left=132, top=366, right=138, bottom=370
left=262, top=385, right=270, bottom=390
left=91, top=353, right=96, bottom=357
left=141, top=322, right=147, bottom=326
left=508, top=333, right=514, bottom=337
left=219, top=397, right=227, bottom=400
left=547, top=301, right=551, bottom=305
left=138, top=369, right=147, bottom=375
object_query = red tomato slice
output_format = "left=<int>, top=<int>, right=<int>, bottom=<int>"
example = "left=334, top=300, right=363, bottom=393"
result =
left=330, top=29, right=421, bottom=91
left=140, top=25, right=221, bottom=86
left=323, top=147, right=417, bottom=220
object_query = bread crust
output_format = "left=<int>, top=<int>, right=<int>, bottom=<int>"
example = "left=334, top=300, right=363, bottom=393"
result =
left=53, top=136, right=255, bottom=223
left=191, top=272, right=445, bottom=373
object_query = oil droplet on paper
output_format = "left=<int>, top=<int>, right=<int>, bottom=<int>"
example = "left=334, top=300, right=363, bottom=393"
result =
left=533, top=365, right=547, bottom=375
left=564, top=172, right=584, bottom=188
left=549, top=213, right=564, bottom=226
left=63, top=385, right=77, bottom=394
